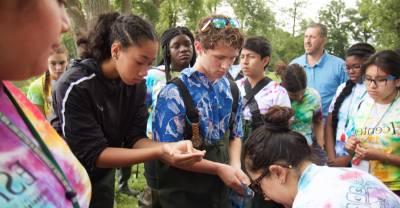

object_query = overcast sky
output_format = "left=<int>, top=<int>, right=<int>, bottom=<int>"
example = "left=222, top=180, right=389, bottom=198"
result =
left=217, top=0, right=358, bottom=33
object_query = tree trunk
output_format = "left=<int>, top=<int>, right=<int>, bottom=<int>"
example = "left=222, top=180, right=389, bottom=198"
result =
left=66, top=0, right=88, bottom=38
left=120, top=0, right=132, bottom=15
left=83, top=0, right=112, bottom=27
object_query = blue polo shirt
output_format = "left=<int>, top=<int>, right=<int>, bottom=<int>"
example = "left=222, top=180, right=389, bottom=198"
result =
left=290, top=51, right=347, bottom=117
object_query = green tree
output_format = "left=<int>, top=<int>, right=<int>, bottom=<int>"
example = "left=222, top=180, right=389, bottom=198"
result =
left=345, top=7, right=374, bottom=43
left=318, top=0, right=350, bottom=58
left=229, top=0, right=275, bottom=37
left=359, top=0, right=400, bottom=49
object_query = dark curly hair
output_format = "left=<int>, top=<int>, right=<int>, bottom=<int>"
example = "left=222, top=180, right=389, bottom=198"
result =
left=244, top=106, right=311, bottom=173
left=87, top=12, right=158, bottom=64
left=281, top=63, right=307, bottom=93
left=195, top=14, right=243, bottom=50
left=158, top=26, right=196, bottom=81
left=331, top=43, right=375, bottom=142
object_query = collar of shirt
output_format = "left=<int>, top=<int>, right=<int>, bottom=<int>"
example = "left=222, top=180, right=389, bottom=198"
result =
left=181, top=67, right=225, bottom=90
left=299, top=50, right=328, bottom=69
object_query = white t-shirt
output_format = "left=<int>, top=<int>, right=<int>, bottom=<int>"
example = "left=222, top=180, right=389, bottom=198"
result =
left=293, top=164, right=400, bottom=208
left=328, top=82, right=366, bottom=156
left=236, top=79, right=291, bottom=121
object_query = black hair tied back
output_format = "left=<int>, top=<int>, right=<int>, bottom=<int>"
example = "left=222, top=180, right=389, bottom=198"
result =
left=262, top=106, right=293, bottom=132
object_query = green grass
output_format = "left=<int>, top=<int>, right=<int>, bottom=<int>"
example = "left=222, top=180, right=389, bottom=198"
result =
left=115, top=164, right=147, bottom=208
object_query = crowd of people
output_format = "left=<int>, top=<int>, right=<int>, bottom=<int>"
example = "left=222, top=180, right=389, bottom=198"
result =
left=1, top=1, right=400, bottom=208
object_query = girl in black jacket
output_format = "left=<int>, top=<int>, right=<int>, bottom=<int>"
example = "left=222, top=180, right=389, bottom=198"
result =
left=52, top=12, right=204, bottom=208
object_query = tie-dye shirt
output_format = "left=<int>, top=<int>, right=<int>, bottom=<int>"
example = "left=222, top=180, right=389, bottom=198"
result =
left=152, top=67, right=243, bottom=144
left=329, top=82, right=366, bottom=156
left=293, top=164, right=400, bottom=207
left=348, top=93, right=400, bottom=190
left=0, top=82, right=91, bottom=208
left=26, top=74, right=53, bottom=119
left=290, top=88, right=322, bottom=145
left=236, top=78, right=291, bottom=121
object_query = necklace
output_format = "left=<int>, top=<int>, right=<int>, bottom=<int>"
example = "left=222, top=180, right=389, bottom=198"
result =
left=1, top=84, right=79, bottom=207
left=364, top=90, right=399, bottom=130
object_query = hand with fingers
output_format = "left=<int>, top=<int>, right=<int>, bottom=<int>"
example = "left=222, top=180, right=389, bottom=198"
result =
left=354, top=144, right=383, bottom=161
left=216, top=164, right=247, bottom=195
left=161, top=140, right=206, bottom=167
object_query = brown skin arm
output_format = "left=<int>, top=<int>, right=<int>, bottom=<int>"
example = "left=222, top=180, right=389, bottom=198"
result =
left=95, top=138, right=205, bottom=168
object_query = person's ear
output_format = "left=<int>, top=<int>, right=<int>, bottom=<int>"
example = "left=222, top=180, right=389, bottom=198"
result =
left=262, top=56, right=270, bottom=68
left=194, top=41, right=204, bottom=56
left=111, top=41, right=122, bottom=60
left=269, top=165, right=289, bottom=184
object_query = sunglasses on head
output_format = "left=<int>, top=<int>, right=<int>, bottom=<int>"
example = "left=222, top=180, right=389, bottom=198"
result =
left=200, top=17, right=240, bottom=32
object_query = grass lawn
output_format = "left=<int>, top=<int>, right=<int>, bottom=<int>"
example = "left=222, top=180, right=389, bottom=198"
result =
left=115, top=163, right=147, bottom=208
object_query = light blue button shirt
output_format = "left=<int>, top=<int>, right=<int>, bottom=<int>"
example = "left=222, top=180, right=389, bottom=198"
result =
left=291, top=51, right=347, bottom=117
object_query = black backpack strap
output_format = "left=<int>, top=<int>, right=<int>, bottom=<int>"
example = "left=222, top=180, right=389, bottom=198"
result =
left=243, top=77, right=271, bottom=129
left=228, top=79, right=239, bottom=139
left=168, top=78, right=201, bottom=147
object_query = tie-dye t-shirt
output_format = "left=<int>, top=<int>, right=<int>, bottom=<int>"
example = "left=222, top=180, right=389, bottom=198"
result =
left=348, top=94, right=400, bottom=190
left=293, top=164, right=400, bottom=207
left=26, top=74, right=53, bottom=119
left=329, top=82, right=366, bottom=156
left=236, top=78, right=291, bottom=121
left=0, top=82, right=91, bottom=208
left=290, top=88, right=322, bottom=145
left=152, top=67, right=243, bottom=144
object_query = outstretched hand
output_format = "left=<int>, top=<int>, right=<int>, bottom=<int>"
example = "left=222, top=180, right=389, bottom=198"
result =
left=161, top=140, right=206, bottom=167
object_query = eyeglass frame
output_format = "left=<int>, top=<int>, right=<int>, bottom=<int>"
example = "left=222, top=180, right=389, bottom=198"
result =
left=345, top=64, right=362, bottom=71
left=200, top=17, right=240, bottom=32
left=249, top=163, right=292, bottom=195
left=363, top=74, right=397, bottom=87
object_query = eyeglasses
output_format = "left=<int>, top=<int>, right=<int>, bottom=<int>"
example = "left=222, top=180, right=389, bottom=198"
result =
left=249, top=164, right=292, bottom=194
left=364, top=75, right=397, bottom=87
left=200, top=18, right=240, bottom=32
left=345, top=64, right=362, bottom=71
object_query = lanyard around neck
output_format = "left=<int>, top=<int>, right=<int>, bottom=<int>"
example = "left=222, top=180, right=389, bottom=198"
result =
left=1, top=86, right=80, bottom=208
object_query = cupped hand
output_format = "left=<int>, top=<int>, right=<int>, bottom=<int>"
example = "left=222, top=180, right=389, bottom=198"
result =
left=162, top=140, right=205, bottom=167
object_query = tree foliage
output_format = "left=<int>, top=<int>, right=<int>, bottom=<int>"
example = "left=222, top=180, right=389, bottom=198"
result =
left=318, top=0, right=350, bottom=58
left=359, top=0, right=400, bottom=49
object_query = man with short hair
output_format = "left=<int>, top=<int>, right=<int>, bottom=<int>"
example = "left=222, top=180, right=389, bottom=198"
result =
left=291, top=23, right=347, bottom=119
left=152, top=15, right=249, bottom=208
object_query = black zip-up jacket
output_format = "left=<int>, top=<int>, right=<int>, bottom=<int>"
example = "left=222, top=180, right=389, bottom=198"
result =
left=52, top=58, right=148, bottom=182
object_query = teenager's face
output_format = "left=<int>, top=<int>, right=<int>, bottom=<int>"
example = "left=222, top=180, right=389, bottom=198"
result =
left=115, top=40, right=158, bottom=85
left=0, top=0, right=70, bottom=80
left=169, top=34, right=194, bottom=70
left=345, top=55, right=363, bottom=82
left=195, top=41, right=239, bottom=81
left=304, top=27, right=325, bottom=56
left=48, top=53, right=68, bottom=81
left=240, top=48, right=269, bottom=79
left=364, top=65, right=400, bottom=104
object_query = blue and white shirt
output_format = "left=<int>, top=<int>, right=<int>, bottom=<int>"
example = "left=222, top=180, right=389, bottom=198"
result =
left=152, top=67, right=244, bottom=144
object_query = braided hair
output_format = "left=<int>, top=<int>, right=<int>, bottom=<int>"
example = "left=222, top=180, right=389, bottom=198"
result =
left=158, top=26, right=196, bottom=81
left=87, top=12, right=157, bottom=64
left=331, top=43, right=375, bottom=141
